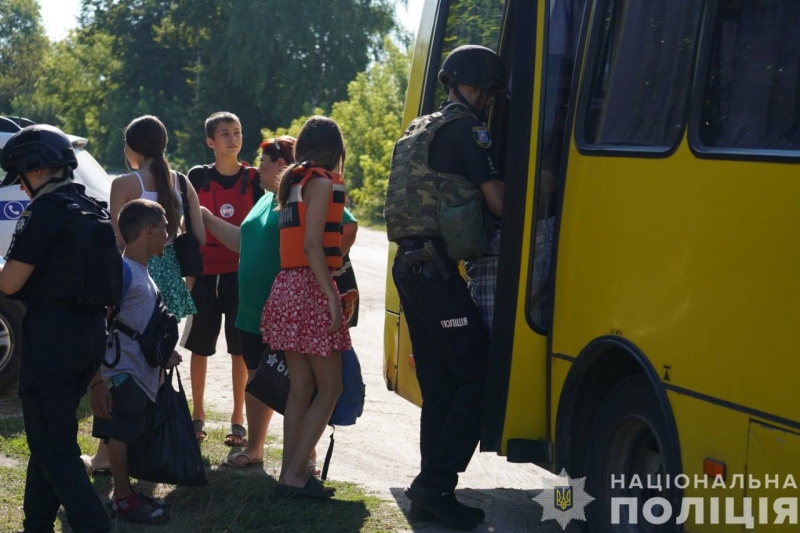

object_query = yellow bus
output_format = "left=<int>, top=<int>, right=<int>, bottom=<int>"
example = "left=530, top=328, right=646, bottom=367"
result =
left=384, top=0, right=800, bottom=530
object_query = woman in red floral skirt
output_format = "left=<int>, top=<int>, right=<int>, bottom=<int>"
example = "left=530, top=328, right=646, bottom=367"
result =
left=261, top=116, right=351, bottom=498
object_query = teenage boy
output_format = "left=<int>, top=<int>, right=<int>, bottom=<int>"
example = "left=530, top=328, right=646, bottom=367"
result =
left=182, top=111, right=263, bottom=446
left=89, top=199, right=182, bottom=525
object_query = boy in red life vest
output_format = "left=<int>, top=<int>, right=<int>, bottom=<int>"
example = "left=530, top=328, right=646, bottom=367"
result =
left=182, top=112, right=263, bottom=446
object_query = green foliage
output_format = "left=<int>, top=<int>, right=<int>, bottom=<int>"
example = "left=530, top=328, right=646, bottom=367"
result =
left=0, top=0, right=49, bottom=115
left=14, top=30, right=123, bottom=165
left=262, top=39, right=412, bottom=223
left=332, top=38, right=411, bottom=222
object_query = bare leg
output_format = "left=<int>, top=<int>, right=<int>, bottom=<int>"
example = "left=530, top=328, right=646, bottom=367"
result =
left=81, top=440, right=111, bottom=473
left=279, top=351, right=315, bottom=484
left=228, top=369, right=274, bottom=465
left=190, top=353, right=207, bottom=423
left=108, top=438, right=132, bottom=498
left=230, top=354, right=247, bottom=427
left=283, top=351, right=343, bottom=487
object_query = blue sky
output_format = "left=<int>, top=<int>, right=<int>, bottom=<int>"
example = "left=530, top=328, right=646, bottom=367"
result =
left=38, top=0, right=425, bottom=41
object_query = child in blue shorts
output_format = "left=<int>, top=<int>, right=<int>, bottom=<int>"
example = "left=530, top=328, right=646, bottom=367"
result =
left=88, top=199, right=182, bottom=525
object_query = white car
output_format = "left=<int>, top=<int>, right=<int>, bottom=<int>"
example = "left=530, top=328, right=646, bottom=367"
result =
left=0, top=117, right=113, bottom=392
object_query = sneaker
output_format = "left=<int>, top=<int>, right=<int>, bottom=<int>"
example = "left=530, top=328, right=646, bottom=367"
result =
left=405, top=484, right=478, bottom=531
left=112, top=493, right=170, bottom=525
left=408, top=497, right=486, bottom=523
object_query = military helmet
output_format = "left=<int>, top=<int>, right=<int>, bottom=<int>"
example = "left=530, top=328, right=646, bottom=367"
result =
left=1, top=124, right=78, bottom=186
left=438, top=45, right=505, bottom=93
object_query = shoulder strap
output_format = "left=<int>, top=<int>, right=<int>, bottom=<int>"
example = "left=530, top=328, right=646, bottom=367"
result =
left=176, top=172, right=195, bottom=237
left=202, top=166, right=212, bottom=192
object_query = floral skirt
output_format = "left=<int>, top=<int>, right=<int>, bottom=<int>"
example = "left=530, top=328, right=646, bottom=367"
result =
left=147, top=245, right=197, bottom=320
left=261, top=268, right=351, bottom=357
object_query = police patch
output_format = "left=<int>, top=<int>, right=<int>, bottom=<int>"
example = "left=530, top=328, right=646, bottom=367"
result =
left=14, top=211, right=31, bottom=234
left=472, top=127, right=492, bottom=148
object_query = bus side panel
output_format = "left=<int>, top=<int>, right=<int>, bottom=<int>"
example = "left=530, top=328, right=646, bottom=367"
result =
left=383, top=1, right=437, bottom=393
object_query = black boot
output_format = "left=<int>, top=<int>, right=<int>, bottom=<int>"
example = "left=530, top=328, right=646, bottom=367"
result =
left=405, top=484, right=479, bottom=531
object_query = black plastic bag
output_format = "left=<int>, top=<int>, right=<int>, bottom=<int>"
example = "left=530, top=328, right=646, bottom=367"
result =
left=128, top=368, right=207, bottom=486
left=245, top=345, right=290, bottom=415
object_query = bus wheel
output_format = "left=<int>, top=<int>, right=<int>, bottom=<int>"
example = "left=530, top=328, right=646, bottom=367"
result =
left=584, top=375, right=681, bottom=532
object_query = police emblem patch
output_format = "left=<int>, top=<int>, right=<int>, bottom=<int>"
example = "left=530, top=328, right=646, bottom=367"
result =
left=15, top=211, right=31, bottom=234
left=472, top=127, right=492, bottom=148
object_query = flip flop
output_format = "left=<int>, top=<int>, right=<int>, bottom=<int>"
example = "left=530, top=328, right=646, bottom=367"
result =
left=222, top=451, right=264, bottom=468
left=193, top=420, right=207, bottom=441
left=224, top=424, right=247, bottom=447
left=274, top=477, right=335, bottom=499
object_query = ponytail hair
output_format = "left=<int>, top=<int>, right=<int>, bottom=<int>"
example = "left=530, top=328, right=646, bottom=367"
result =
left=124, top=115, right=181, bottom=238
left=276, top=116, right=345, bottom=208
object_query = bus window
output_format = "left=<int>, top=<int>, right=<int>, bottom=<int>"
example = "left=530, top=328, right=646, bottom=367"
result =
left=529, top=0, right=586, bottom=330
left=696, top=1, right=800, bottom=154
left=423, top=0, right=506, bottom=113
left=578, top=0, right=702, bottom=150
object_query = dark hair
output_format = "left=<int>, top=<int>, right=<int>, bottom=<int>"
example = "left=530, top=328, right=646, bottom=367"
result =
left=118, top=199, right=167, bottom=244
left=259, top=136, right=296, bottom=164
left=124, top=115, right=181, bottom=238
left=205, top=111, right=241, bottom=139
left=277, top=117, right=345, bottom=208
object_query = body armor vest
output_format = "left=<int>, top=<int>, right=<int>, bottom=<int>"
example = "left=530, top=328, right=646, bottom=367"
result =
left=12, top=186, right=123, bottom=307
left=197, top=165, right=257, bottom=275
left=384, top=104, right=491, bottom=259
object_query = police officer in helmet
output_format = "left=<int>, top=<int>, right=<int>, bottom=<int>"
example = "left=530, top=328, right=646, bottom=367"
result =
left=0, top=124, right=120, bottom=533
left=385, top=45, right=504, bottom=530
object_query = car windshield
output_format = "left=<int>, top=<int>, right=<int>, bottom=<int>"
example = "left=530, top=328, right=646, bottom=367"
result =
left=73, top=148, right=111, bottom=199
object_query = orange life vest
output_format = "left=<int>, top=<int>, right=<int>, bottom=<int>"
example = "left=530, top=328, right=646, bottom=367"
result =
left=279, top=165, right=346, bottom=270
left=197, top=164, right=257, bottom=275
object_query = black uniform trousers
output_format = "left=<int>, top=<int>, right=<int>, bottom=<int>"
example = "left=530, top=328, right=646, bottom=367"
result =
left=392, top=238, right=489, bottom=493
left=17, top=302, right=111, bottom=533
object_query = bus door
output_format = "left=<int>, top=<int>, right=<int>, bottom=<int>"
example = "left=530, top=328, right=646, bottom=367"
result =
left=481, top=0, right=586, bottom=463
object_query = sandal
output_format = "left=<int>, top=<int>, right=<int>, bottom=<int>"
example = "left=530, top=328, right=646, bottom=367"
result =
left=224, top=424, right=247, bottom=447
left=112, top=493, right=170, bottom=525
left=274, top=476, right=335, bottom=499
left=222, top=451, right=263, bottom=468
left=193, top=420, right=207, bottom=441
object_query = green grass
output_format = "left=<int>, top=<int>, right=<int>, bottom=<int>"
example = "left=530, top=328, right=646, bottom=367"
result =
left=0, top=394, right=407, bottom=532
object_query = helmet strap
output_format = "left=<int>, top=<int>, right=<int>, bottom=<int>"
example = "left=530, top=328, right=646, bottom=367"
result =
left=452, top=84, right=488, bottom=123
left=21, top=169, right=71, bottom=199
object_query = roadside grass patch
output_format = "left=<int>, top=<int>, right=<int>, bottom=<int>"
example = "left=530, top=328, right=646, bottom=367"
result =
left=0, top=393, right=406, bottom=532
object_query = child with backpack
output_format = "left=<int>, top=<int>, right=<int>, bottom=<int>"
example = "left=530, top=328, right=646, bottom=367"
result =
left=89, top=199, right=182, bottom=525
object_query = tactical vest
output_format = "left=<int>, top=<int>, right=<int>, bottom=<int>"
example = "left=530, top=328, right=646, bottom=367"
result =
left=279, top=165, right=346, bottom=270
left=384, top=104, right=491, bottom=259
left=197, top=164, right=257, bottom=275
left=11, top=186, right=123, bottom=307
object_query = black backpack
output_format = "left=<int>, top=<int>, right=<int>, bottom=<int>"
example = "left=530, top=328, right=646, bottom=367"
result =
left=105, top=262, right=179, bottom=369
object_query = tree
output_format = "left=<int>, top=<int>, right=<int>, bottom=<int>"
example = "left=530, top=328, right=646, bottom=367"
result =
left=15, top=30, right=123, bottom=165
left=261, top=39, right=412, bottom=223
left=0, top=0, right=48, bottom=115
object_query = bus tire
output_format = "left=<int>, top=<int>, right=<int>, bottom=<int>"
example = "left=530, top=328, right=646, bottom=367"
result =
left=584, top=375, right=682, bottom=532
left=0, top=296, right=23, bottom=393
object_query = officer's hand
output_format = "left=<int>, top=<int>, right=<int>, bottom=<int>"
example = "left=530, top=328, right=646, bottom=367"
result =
left=90, top=381, right=113, bottom=419
left=165, top=350, right=183, bottom=369
left=327, top=294, right=343, bottom=333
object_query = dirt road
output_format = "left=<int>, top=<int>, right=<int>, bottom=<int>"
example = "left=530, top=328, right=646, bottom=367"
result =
left=187, top=227, right=572, bottom=532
